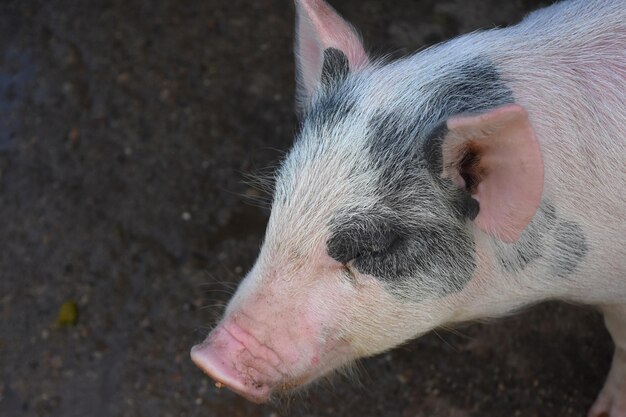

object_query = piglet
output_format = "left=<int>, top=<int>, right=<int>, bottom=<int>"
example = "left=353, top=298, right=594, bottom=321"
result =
left=192, top=0, right=626, bottom=415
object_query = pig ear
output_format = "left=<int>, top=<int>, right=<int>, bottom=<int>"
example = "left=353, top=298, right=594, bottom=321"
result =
left=441, top=104, right=544, bottom=243
left=294, top=0, right=369, bottom=113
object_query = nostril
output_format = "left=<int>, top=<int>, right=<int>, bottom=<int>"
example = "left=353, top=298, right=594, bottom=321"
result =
left=190, top=323, right=285, bottom=403
left=190, top=340, right=272, bottom=403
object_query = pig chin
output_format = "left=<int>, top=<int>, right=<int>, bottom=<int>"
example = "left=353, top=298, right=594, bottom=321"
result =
left=190, top=314, right=352, bottom=402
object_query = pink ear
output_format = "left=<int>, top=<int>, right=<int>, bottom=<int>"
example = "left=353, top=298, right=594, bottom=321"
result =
left=442, top=104, right=544, bottom=243
left=294, top=0, right=369, bottom=110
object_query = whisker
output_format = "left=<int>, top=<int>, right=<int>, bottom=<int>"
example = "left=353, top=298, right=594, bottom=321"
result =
left=439, top=324, right=473, bottom=340
left=432, top=328, right=459, bottom=351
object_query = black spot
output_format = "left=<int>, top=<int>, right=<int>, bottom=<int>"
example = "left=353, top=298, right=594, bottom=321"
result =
left=326, top=214, right=399, bottom=264
left=367, top=56, right=512, bottom=221
left=422, top=123, right=447, bottom=179
left=327, top=210, right=476, bottom=299
left=321, top=48, right=349, bottom=88
left=494, top=202, right=588, bottom=278
left=306, top=81, right=357, bottom=129
left=551, top=220, right=587, bottom=278
left=542, top=201, right=557, bottom=225
left=367, top=57, right=512, bottom=160
left=498, top=232, right=544, bottom=273
left=368, top=111, right=419, bottom=161
left=497, top=201, right=556, bottom=273
left=438, top=57, right=513, bottom=116
left=298, top=49, right=356, bottom=127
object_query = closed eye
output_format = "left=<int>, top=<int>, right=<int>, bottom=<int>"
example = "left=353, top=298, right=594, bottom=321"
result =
left=347, top=233, right=403, bottom=264
left=326, top=214, right=403, bottom=265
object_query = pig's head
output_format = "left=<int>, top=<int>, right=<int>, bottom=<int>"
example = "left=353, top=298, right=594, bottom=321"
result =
left=191, top=0, right=544, bottom=403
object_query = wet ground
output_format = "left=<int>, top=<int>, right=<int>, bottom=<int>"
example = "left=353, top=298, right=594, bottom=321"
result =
left=0, top=1, right=614, bottom=416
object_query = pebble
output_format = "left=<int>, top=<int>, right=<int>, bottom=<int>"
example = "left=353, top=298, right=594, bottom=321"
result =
left=68, top=126, right=80, bottom=144
left=117, top=72, right=130, bottom=83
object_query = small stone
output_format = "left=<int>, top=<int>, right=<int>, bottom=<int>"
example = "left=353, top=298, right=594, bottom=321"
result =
left=68, top=127, right=80, bottom=144
left=117, top=72, right=130, bottom=83
left=50, top=355, right=63, bottom=369
left=56, top=300, right=79, bottom=326
left=181, top=212, right=192, bottom=221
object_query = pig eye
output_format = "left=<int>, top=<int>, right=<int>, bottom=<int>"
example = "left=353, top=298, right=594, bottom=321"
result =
left=348, top=232, right=403, bottom=264
left=341, top=263, right=357, bottom=282
left=326, top=217, right=401, bottom=265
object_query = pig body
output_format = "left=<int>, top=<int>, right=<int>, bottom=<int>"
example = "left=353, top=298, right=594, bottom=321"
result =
left=192, top=1, right=626, bottom=416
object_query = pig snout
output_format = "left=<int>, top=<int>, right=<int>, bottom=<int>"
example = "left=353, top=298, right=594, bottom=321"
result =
left=191, top=322, right=279, bottom=402
left=191, top=310, right=346, bottom=402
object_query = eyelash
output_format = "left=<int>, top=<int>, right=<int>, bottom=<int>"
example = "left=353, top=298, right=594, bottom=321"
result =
left=340, top=233, right=402, bottom=279
left=342, top=263, right=357, bottom=282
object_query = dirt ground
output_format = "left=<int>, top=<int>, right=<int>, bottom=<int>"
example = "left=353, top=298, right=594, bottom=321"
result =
left=0, top=1, right=614, bottom=416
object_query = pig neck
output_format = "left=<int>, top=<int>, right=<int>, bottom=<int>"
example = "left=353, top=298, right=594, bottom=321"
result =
left=449, top=206, right=625, bottom=324
left=445, top=1, right=626, bottom=323
left=442, top=233, right=543, bottom=324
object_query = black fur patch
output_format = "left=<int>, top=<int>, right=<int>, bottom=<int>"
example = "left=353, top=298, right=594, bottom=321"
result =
left=306, top=80, right=357, bottom=130
left=321, top=48, right=349, bottom=88
left=327, top=214, right=399, bottom=265
left=435, top=57, right=513, bottom=116
left=368, top=56, right=513, bottom=214
left=422, top=123, right=447, bottom=179
left=497, top=201, right=555, bottom=273
left=327, top=210, right=475, bottom=298
left=330, top=57, right=513, bottom=298
left=495, top=201, right=587, bottom=278
left=551, top=220, right=588, bottom=278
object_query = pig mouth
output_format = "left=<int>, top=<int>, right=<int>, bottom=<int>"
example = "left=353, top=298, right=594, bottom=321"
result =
left=190, top=321, right=350, bottom=403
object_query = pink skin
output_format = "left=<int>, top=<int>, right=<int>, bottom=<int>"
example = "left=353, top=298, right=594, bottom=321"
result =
left=191, top=313, right=351, bottom=402
left=191, top=321, right=283, bottom=402
left=190, top=254, right=356, bottom=402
